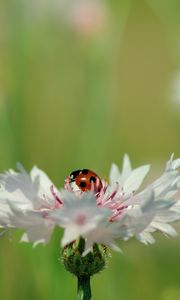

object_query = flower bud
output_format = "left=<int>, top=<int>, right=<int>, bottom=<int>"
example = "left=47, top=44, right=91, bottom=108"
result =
left=61, top=237, right=110, bottom=277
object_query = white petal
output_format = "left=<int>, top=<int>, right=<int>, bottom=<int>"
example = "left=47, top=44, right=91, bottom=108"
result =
left=105, top=241, right=122, bottom=253
left=109, top=155, right=150, bottom=194
left=137, top=231, right=155, bottom=244
left=0, top=202, right=12, bottom=226
left=139, top=156, right=180, bottom=200
left=7, top=202, right=54, bottom=244
left=61, top=226, right=81, bottom=247
left=61, top=221, right=98, bottom=247
left=109, top=154, right=132, bottom=186
left=148, top=221, right=177, bottom=237
left=0, top=170, right=35, bottom=209
left=166, top=154, right=180, bottom=171
left=109, top=163, right=121, bottom=185
left=171, top=158, right=180, bottom=170
left=30, top=166, right=55, bottom=199
left=20, top=232, right=29, bottom=242
left=0, top=165, right=58, bottom=230
left=123, top=165, right=150, bottom=193
left=121, top=154, right=132, bottom=181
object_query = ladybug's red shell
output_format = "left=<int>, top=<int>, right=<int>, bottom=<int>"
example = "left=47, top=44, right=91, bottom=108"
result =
left=69, top=169, right=102, bottom=193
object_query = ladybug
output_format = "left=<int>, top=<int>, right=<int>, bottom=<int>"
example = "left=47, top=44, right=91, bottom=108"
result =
left=68, top=169, right=103, bottom=193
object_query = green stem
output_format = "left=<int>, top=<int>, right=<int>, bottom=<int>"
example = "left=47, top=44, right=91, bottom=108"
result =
left=77, top=276, right=92, bottom=300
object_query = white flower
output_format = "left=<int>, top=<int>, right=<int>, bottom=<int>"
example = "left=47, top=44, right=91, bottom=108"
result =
left=67, top=0, right=108, bottom=35
left=0, top=154, right=179, bottom=252
left=0, top=164, right=61, bottom=245
left=50, top=190, right=110, bottom=247
left=25, top=0, right=108, bottom=36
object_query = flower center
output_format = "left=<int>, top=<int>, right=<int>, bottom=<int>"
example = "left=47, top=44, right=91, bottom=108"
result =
left=75, top=214, right=86, bottom=225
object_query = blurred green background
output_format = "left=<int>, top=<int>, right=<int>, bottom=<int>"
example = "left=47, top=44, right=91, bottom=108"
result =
left=0, top=0, right=180, bottom=299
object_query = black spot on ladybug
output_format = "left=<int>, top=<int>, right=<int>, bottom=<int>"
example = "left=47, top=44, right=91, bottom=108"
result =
left=70, top=170, right=81, bottom=180
left=82, top=169, right=89, bottom=175
left=79, top=181, right=86, bottom=188
left=90, top=176, right=96, bottom=183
